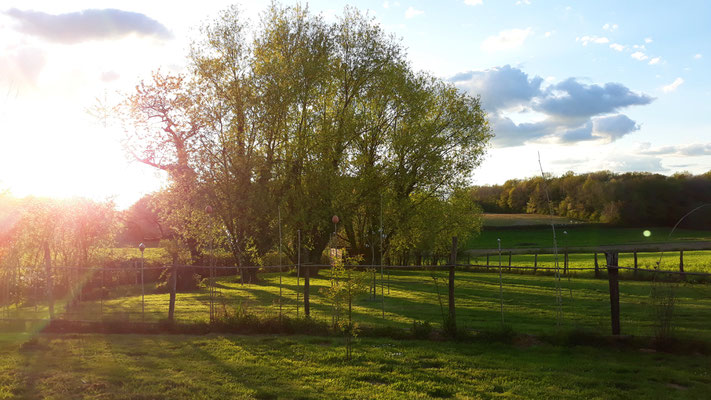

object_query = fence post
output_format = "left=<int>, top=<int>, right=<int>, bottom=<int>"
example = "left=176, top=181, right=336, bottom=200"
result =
left=168, top=254, right=177, bottom=322
left=43, top=241, right=54, bottom=320
left=605, top=251, right=620, bottom=335
left=633, top=251, right=638, bottom=279
left=533, top=253, right=538, bottom=272
left=679, top=250, right=685, bottom=278
left=508, top=251, right=512, bottom=272
left=486, top=253, right=489, bottom=266
left=564, top=251, right=569, bottom=274
left=594, top=252, right=599, bottom=278
left=304, top=264, right=310, bottom=317
left=448, top=237, right=457, bottom=332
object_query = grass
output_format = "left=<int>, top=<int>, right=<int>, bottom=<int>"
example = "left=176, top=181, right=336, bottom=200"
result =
left=482, top=213, right=585, bottom=227
left=465, top=250, right=711, bottom=274
left=0, top=332, right=708, bottom=399
left=4, top=268, right=711, bottom=342
left=469, top=225, right=711, bottom=249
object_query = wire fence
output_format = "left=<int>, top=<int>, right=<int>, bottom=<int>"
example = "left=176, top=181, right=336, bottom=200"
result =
left=1, top=252, right=710, bottom=341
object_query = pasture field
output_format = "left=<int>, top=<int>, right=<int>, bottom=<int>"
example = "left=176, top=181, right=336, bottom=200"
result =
left=469, top=225, right=711, bottom=249
left=0, top=332, right=709, bottom=399
left=466, top=250, right=711, bottom=274
left=4, top=268, right=711, bottom=341
left=482, top=213, right=585, bottom=227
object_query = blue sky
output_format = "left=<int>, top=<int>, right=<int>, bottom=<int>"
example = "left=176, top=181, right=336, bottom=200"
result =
left=0, top=0, right=709, bottom=207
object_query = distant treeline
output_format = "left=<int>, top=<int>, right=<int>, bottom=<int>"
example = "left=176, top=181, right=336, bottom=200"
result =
left=470, top=171, right=711, bottom=227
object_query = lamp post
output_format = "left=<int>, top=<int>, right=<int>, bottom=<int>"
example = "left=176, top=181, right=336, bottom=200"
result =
left=138, top=242, right=145, bottom=321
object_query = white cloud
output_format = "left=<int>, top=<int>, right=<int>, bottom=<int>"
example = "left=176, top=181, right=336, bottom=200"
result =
left=464, top=0, right=483, bottom=5
left=602, top=23, right=618, bottom=31
left=694, top=53, right=703, bottom=59
left=645, top=37, right=653, bottom=43
left=481, top=28, right=533, bottom=52
left=404, top=6, right=424, bottom=19
left=383, top=1, right=400, bottom=8
left=662, top=77, right=684, bottom=93
left=515, top=0, right=531, bottom=5
left=631, top=51, right=648, bottom=61
left=609, top=43, right=625, bottom=52
left=452, top=65, right=654, bottom=147
left=648, top=57, right=661, bottom=65
left=3, top=8, right=173, bottom=44
left=577, top=35, right=609, bottom=46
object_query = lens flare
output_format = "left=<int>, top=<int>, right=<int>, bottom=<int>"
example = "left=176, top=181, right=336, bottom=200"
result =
left=643, top=230, right=651, bottom=237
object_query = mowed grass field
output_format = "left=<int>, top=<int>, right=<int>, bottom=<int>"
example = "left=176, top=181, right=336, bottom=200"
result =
left=466, top=250, right=711, bottom=274
left=5, top=269, right=711, bottom=341
left=0, top=332, right=709, bottom=399
left=471, top=213, right=711, bottom=249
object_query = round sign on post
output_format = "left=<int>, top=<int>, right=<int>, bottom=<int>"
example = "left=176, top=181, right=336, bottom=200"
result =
left=205, top=205, right=213, bottom=214
left=332, top=215, right=339, bottom=224
left=138, top=242, right=146, bottom=253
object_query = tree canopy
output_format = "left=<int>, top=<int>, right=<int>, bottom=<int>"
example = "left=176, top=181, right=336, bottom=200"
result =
left=471, top=170, right=711, bottom=227
left=118, top=3, right=491, bottom=268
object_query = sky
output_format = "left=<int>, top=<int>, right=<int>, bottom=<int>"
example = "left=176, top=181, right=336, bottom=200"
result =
left=0, top=0, right=709, bottom=208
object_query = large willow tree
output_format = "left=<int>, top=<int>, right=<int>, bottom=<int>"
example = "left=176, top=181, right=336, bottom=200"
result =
left=119, top=4, right=491, bottom=273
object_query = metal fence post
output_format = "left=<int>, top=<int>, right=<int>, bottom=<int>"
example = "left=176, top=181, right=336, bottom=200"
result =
left=168, top=254, right=177, bottom=322
left=448, top=237, right=457, bottom=332
left=43, top=242, right=54, bottom=320
left=605, top=251, right=620, bottom=335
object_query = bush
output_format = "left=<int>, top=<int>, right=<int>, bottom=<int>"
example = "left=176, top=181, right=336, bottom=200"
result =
left=411, top=320, right=433, bottom=339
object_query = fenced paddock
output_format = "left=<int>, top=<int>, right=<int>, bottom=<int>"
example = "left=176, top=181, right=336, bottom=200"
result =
left=2, top=247, right=711, bottom=342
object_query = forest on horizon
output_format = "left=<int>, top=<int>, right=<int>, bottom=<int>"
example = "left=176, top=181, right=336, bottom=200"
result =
left=470, top=170, right=711, bottom=228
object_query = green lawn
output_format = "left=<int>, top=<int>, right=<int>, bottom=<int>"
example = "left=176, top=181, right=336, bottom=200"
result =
left=466, top=250, right=711, bottom=274
left=0, top=332, right=708, bottom=399
left=469, top=225, right=711, bottom=249
left=482, top=213, right=585, bottom=227
left=5, top=269, right=711, bottom=342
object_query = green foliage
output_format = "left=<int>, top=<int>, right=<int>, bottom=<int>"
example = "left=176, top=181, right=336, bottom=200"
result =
left=411, top=320, right=433, bottom=339
left=117, top=2, right=491, bottom=277
left=471, top=170, right=711, bottom=226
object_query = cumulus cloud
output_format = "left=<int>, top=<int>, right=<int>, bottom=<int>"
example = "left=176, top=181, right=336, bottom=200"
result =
left=602, top=23, right=618, bottom=31
left=576, top=35, right=609, bottom=46
left=481, top=28, right=533, bottom=52
left=645, top=37, right=653, bottom=43
left=648, top=57, right=661, bottom=65
left=558, top=115, right=639, bottom=143
left=404, top=6, right=424, bottom=18
left=464, top=0, right=483, bottom=5
left=609, top=43, right=625, bottom=52
left=3, top=8, right=172, bottom=44
left=535, top=78, right=653, bottom=118
left=451, top=65, right=654, bottom=147
left=450, top=65, right=542, bottom=111
left=694, top=53, right=702, bottom=59
left=662, top=77, right=684, bottom=93
left=591, top=114, right=640, bottom=140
